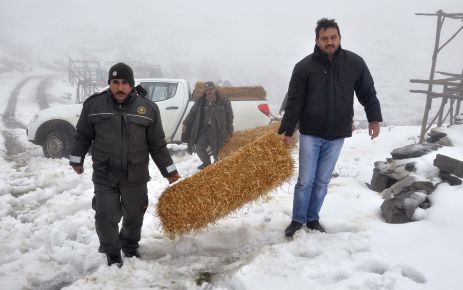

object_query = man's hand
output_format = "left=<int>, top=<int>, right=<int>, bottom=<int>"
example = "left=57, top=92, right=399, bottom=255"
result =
left=368, top=122, right=380, bottom=140
left=166, top=173, right=180, bottom=184
left=281, top=134, right=292, bottom=146
left=72, top=164, right=84, bottom=174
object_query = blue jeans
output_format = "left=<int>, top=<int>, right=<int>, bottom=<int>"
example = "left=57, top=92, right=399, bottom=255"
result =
left=292, top=134, right=344, bottom=224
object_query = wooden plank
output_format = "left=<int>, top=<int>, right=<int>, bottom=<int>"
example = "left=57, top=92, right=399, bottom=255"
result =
left=410, top=79, right=463, bottom=85
left=436, top=71, right=463, bottom=79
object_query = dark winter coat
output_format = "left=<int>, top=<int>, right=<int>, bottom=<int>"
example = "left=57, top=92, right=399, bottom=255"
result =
left=69, top=87, right=177, bottom=186
left=183, top=93, right=234, bottom=153
left=278, top=45, right=383, bottom=140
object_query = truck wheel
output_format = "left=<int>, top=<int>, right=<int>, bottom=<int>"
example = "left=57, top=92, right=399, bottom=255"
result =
left=43, top=130, right=71, bottom=158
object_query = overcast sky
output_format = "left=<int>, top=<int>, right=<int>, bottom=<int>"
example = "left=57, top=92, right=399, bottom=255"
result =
left=0, top=0, right=462, bottom=117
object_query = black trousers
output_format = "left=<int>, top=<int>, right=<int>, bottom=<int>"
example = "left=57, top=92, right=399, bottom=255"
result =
left=196, top=126, right=219, bottom=164
left=92, top=180, right=148, bottom=255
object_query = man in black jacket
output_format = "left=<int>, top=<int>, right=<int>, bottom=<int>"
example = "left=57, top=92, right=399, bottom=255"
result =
left=279, top=18, right=382, bottom=238
left=70, top=63, right=180, bottom=267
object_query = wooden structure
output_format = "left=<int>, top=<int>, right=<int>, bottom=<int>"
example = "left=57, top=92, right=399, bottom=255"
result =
left=68, top=58, right=105, bottom=103
left=69, top=59, right=164, bottom=103
left=410, top=10, right=463, bottom=143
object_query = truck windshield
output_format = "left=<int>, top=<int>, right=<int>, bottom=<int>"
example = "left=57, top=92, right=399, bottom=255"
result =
left=140, top=82, right=178, bottom=102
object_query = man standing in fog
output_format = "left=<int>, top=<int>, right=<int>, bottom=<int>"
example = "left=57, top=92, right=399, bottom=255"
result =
left=279, top=18, right=382, bottom=238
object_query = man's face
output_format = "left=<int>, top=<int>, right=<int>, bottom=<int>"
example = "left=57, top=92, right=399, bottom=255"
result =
left=316, top=27, right=341, bottom=56
left=109, top=79, right=132, bottom=103
left=205, top=87, right=216, bottom=98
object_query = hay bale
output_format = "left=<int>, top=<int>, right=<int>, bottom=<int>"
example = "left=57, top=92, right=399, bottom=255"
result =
left=192, top=81, right=266, bottom=101
left=156, top=132, right=294, bottom=238
left=218, top=122, right=281, bottom=160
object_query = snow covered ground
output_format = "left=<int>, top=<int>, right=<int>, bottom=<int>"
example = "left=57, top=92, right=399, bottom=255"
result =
left=0, top=74, right=462, bottom=290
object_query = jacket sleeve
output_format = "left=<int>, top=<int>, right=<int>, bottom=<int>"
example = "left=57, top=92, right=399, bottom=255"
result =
left=182, top=99, right=200, bottom=127
left=354, top=58, right=383, bottom=122
left=69, top=104, right=93, bottom=166
left=278, top=63, right=306, bottom=136
left=225, top=99, right=234, bottom=134
left=147, top=104, right=178, bottom=177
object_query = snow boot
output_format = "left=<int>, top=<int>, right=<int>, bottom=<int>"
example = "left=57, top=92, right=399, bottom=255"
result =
left=106, top=252, right=123, bottom=267
left=306, top=220, right=325, bottom=233
left=123, top=248, right=141, bottom=259
left=285, top=220, right=303, bottom=238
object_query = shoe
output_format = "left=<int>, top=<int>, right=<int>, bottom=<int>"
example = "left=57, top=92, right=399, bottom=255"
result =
left=284, top=220, right=303, bottom=238
left=197, top=163, right=210, bottom=170
left=106, top=252, right=123, bottom=267
left=306, top=220, right=326, bottom=233
left=122, top=248, right=141, bottom=259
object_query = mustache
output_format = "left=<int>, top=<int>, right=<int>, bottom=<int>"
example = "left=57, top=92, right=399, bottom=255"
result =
left=116, top=91, right=126, bottom=95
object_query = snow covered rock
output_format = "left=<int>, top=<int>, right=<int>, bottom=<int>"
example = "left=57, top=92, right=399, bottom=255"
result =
left=380, top=191, right=428, bottom=223
left=390, top=144, right=440, bottom=160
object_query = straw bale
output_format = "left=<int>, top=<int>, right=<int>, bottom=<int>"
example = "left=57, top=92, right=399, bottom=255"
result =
left=192, top=81, right=266, bottom=101
left=218, top=122, right=281, bottom=160
left=156, top=132, right=294, bottom=238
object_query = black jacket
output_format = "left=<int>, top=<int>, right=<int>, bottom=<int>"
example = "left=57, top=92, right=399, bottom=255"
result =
left=70, top=87, right=177, bottom=186
left=183, top=93, right=234, bottom=153
left=278, top=45, right=382, bottom=140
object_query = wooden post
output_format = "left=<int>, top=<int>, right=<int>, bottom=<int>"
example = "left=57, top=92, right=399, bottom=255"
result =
left=419, top=10, right=443, bottom=143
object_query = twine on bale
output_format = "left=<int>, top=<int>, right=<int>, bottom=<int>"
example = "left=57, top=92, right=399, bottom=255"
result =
left=156, top=132, right=294, bottom=238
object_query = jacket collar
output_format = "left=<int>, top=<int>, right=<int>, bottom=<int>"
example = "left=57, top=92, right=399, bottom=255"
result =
left=109, top=88, right=135, bottom=107
left=313, top=44, right=343, bottom=64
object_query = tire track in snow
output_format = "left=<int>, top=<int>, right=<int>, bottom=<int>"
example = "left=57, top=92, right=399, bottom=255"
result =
left=2, top=77, right=31, bottom=130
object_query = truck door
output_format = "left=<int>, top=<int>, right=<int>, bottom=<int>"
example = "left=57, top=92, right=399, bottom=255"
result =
left=139, top=81, right=187, bottom=140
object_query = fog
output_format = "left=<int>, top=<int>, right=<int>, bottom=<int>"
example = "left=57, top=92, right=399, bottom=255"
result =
left=1, top=0, right=462, bottom=122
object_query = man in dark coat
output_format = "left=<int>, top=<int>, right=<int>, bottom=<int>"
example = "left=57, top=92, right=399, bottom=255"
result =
left=69, top=63, right=180, bottom=267
left=279, top=18, right=383, bottom=238
left=182, top=81, right=234, bottom=169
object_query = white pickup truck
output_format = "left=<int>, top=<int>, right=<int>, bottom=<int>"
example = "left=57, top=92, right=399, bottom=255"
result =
left=27, top=78, right=271, bottom=158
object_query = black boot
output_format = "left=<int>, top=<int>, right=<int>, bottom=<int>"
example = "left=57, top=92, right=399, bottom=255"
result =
left=284, top=220, right=303, bottom=238
left=123, top=248, right=141, bottom=259
left=306, top=220, right=326, bottom=233
left=106, top=252, right=123, bottom=267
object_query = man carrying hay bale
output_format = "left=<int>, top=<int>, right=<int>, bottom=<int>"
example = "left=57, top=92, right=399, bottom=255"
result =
left=182, top=81, right=234, bottom=170
left=279, top=18, right=383, bottom=238
left=70, top=63, right=180, bottom=267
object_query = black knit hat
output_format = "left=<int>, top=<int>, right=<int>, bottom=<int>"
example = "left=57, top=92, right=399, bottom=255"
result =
left=108, top=62, right=135, bottom=87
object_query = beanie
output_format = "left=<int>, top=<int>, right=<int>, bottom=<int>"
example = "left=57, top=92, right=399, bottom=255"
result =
left=108, top=62, right=135, bottom=87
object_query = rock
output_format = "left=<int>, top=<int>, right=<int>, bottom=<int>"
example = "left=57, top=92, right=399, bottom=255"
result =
left=405, top=162, right=416, bottom=172
left=381, top=191, right=427, bottom=224
left=426, top=128, right=447, bottom=143
left=436, top=136, right=453, bottom=147
left=370, top=167, right=398, bottom=193
left=381, top=176, right=416, bottom=199
left=388, top=162, right=411, bottom=180
left=434, top=154, right=463, bottom=178
left=418, top=197, right=431, bottom=209
left=439, top=172, right=462, bottom=186
left=408, top=181, right=435, bottom=194
left=390, top=144, right=440, bottom=160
